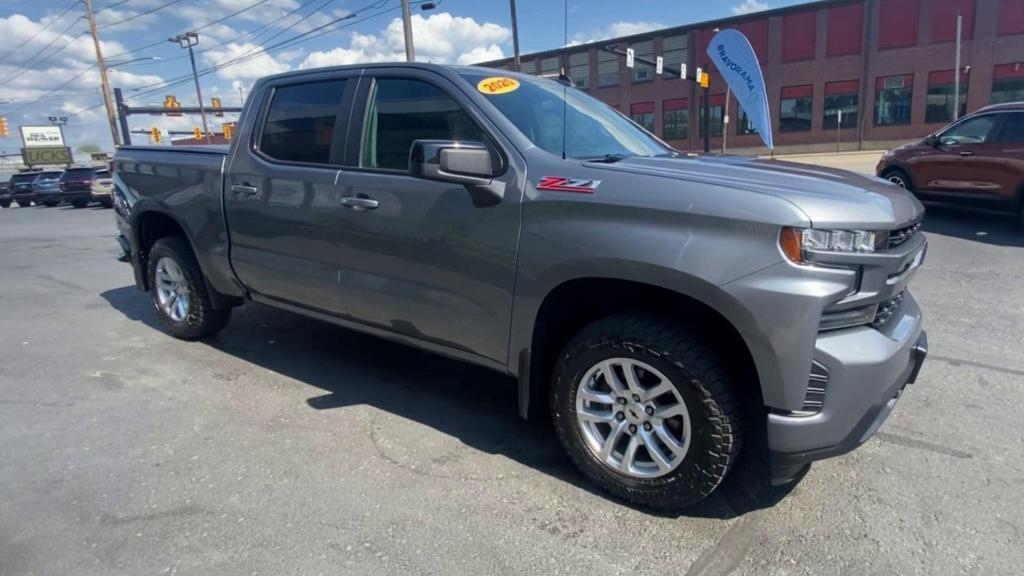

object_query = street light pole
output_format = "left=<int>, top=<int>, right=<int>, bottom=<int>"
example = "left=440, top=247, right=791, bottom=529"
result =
left=510, top=0, right=521, bottom=71
left=953, top=13, right=962, bottom=121
left=401, top=0, right=415, bottom=62
left=84, top=0, right=121, bottom=147
left=170, top=32, right=211, bottom=144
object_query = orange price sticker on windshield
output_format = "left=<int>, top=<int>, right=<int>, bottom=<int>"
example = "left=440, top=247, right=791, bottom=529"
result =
left=477, top=76, right=520, bottom=95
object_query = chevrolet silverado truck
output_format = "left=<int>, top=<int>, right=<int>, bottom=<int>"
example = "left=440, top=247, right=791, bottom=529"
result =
left=112, top=63, right=928, bottom=510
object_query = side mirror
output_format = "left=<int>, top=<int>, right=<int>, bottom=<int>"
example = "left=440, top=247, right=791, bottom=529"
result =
left=924, top=135, right=938, bottom=147
left=409, top=139, right=504, bottom=207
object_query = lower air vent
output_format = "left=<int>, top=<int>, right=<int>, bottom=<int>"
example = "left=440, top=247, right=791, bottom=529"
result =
left=792, top=361, right=830, bottom=417
left=873, top=290, right=906, bottom=328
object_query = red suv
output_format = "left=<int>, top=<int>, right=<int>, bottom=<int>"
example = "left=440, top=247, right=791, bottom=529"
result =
left=876, top=102, right=1024, bottom=226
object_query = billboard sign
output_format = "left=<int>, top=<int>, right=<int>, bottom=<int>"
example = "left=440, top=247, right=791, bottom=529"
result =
left=20, top=125, right=65, bottom=148
left=22, top=146, right=73, bottom=167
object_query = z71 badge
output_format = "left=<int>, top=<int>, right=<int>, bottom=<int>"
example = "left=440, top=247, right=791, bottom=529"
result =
left=536, top=176, right=602, bottom=193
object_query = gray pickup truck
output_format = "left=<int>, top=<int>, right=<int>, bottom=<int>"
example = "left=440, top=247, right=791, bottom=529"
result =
left=113, top=63, right=928, bottom=510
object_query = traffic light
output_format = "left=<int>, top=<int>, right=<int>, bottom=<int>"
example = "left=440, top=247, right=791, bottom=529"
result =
left=164, top=95, right=182, bottom=116
left=193, top=127, right=202, bottom=140
left=150, top=127, right=161, bottom=144
left=222, top=123, right=233, bottom=141
left=211, top=97, right=223, bottom=117
left=0, top=116, right=7, bottom=138
left=699, top=71, right=710, bottom=89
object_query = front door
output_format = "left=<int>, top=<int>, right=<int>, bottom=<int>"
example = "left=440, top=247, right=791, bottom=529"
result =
left=332, top=70, right=523, bottom=364
left=913, top=113, right=1002, bottom=199
left=224, top=73, right=357, bottom=315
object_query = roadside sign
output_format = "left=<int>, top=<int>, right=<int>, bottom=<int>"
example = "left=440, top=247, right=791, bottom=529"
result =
left=19, top=125, right=65, bottom=148
left=656, top=56, right=663, bottom=75
left=681, top=63, right=687, bottom=80
left=22, top=146, right=72, bottom=166
left=626, top=48, right=635, bottom=68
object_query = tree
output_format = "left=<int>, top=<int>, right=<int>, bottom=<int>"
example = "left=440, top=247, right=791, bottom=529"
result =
left=77, top=144, right=102, bottom=155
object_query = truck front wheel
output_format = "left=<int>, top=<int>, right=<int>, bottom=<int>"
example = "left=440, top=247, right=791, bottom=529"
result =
left=551, top=314, right=742, bottom=510
left=147, top=236, right=230, bottom=340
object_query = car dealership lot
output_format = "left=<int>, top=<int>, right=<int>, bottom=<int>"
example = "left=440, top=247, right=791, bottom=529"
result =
left=1, top=205, right=1022, bottom=576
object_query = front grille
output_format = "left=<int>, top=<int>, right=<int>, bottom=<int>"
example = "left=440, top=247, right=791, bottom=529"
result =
left=872, top=290, right=905, bottom=327
left=888, top=222, right=921, bottom=249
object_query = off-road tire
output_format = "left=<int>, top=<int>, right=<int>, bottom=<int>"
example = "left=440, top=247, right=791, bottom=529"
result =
left=147, top=236, right=231, bottom=340
left=551, top=314, right=742, bottom=510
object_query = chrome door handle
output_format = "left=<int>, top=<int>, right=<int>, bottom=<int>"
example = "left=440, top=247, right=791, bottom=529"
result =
left=959, top=151, right=974, bottom=156
left=341, top=196, right=379, bottom=211
left=231, top=184, right=258, bottom=196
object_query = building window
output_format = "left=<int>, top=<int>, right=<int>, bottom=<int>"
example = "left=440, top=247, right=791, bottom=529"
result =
left=878, top=0, right=921, bottom=49
left=663, top=98, right=688, bottom=139
left=782, top=11, right=816, bottom=62
left=630, top=102, right=655, bottom=133
left=630, top=40, right=655, bottom=83
left=568, top=52, right=590, bottom=90
left=597, top=49, right=619, bottom=87
left=698, top=95, right=724, bottom=138
left=823, top=80, right=860, bottom=129
left=925, top=70, right=968, bottom=123
left=931, top=0, right=975, bottom=43
left=780, top=85, right=813, bottom=132
left=540, top=56, right=561, bottom=77
left=661, top=35, right=688, bottom=79
left=875, top=74, right=914, bottom=126
left=736, top=107, right=758, bottom=135
left=997, top=0, right=1024, bottom=36
left=991, top=64, right=1024, bottom=104
left=827, top=3, right=864, bottom=57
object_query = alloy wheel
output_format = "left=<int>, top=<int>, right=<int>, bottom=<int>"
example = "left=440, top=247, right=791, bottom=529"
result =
left=154, top=256, right=191, bottom=322
left=575, top=358, right=691, bottom=478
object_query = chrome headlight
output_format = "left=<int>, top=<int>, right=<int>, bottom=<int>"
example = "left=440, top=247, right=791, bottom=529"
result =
left=780, top=227, right=889, bottom=264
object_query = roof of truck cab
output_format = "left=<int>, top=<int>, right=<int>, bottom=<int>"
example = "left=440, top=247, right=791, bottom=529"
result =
left=256, top=62, right=521, bottom=84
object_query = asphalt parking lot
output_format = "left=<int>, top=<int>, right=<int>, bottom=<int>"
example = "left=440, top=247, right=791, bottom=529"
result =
left=1, top=203, right=1022, bottom=575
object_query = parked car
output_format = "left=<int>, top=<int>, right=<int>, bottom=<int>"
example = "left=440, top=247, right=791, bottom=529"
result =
left=91, top=169, right=113, bottom=208
left=877, top=101, right=1024, bottom=226
left=0, top=174, right=12, bottom=208
left=9, top=171, right=42, bottom=207
left=31, top=170, right=65, bottom=207
left=113, top=63, right=928, bottom=510
left=60, top=166, right=104, bottom=208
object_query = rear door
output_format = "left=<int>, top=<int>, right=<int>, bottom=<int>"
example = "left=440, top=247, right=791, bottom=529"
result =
left=331, top=69, right=524, bottom=363
left=991, top=111, right=1024, bottom=204
left=224, top=71, right=358, bottom=315
left=914, top=113, right=1002, bottom=200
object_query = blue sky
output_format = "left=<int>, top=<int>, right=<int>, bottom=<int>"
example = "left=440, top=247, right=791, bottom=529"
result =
left=0, top=0, right=805, bottom=152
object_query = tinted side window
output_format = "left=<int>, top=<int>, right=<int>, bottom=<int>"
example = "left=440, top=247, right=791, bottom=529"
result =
left=260, top=80, right=347, bottom=165
left=941, top=115, right=997, bottom=144
left=361, top=78, right=483, bottom=171
left=996, top=112, right=1024, bottom=143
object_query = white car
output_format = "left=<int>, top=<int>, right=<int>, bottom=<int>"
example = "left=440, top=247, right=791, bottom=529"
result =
left=90, top=170, right=113, bottom=208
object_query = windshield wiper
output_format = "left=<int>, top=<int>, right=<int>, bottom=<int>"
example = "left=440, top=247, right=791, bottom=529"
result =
left=579, top=153, right=630, bottom=163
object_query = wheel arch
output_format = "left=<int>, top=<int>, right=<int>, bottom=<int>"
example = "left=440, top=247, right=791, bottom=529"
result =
left=516, top=275, right=765, bottom=429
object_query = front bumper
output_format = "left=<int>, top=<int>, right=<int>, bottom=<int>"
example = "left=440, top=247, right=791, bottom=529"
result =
left=768, top=292, right=927, bottom=483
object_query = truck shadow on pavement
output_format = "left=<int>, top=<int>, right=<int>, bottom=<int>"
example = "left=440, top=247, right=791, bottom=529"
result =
left=102, top=285, right=798, bottom=519
left=920, top=203, right=1024, bottom=248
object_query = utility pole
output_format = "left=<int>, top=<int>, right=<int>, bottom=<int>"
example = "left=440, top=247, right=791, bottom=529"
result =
left=722, top=86, right=730, bottom=155
left=953, top=13, right=962, bottom=120
left=85, top=0, right=122, bottom=147
left=170, top=32, right=211, bottom=144
left=510, top=0, right=521, bottom=72
left=238, top=85, right=245, bottom=106
left=401, top=0, right=415, bottom=62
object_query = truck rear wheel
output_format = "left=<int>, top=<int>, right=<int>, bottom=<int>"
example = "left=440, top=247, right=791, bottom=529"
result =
left=147, top=236, right=230, bottom=340
left=550, top=314, right=742, bottom=510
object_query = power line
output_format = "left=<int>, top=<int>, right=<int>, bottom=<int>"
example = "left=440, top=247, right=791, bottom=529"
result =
left=96, top=0, right=187, bottom=30
left=0, top=0, right=80, bottom=63
left=0, top=17, right=84, bottom=83
left=93, top=0, right=136, bottom=14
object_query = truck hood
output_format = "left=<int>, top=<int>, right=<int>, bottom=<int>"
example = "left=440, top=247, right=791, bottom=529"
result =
left=586, top=155, right=925, bottom=229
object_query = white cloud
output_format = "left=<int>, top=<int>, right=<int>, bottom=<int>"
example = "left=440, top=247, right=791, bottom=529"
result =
left=203, top=42, right=291, bottom=81
left=568, top=20, right=663, bottom=46
left=732, top=0, right=769, bottom=15
left=299, top=12, right=510, bottom=68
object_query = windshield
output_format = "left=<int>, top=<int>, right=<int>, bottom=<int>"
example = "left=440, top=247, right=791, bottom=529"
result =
left=460, top=70, right=669, bottom=160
